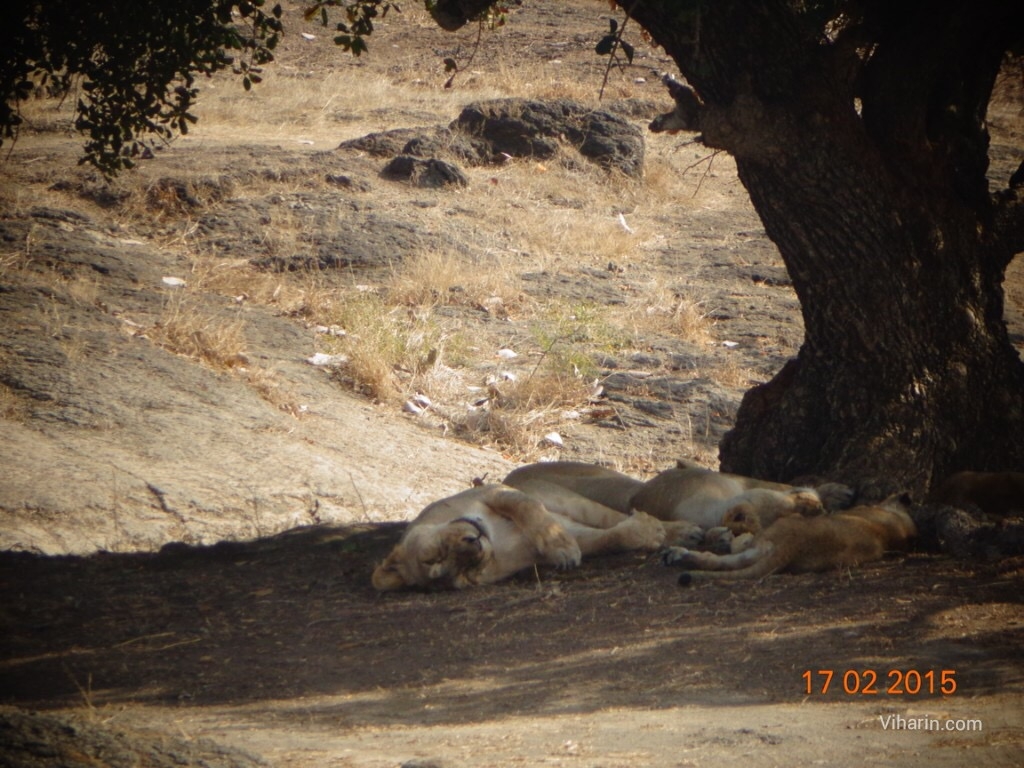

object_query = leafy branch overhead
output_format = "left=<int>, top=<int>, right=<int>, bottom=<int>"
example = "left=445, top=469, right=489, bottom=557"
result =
left=1, top=0, right=285, bottom=175
left=2, top=0, right=515, bottom=174
left=304, top=0, right=400, bottom=56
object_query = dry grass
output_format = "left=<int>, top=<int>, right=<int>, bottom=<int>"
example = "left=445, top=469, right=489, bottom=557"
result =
left=285, top=260, right=609, bottom=455
left=243, top=366, right=305, bottom=417
left=387, top=248, right=525, bottom=312
left=471, top=160, right=645, bottom=268
left=312, top=289, right=453, bottom=402
left=622, top=278, right=713, bottom=344
left=146, top=291, right=249, bottom=369
left=179, top=2, right=615, bottom=145
left=712, top=353, right=757, bottom=389
left=449, top=369, right=597, bottom=457
left=104, top=94, right=720, bottom=460
left=532, top=300, right=632, bottom=373
left=142, top=287, right=305, bottom=413
left=0, top=3, right=775, bottom=464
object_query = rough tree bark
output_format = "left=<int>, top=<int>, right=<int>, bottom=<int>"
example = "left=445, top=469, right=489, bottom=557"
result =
left=625, top=0, right=1024, bottom=497
left=429, top=0, right=1024, bottom=496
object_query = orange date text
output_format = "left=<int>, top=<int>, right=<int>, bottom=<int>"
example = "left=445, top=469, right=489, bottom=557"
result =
left=802, top=669, right=957, bottom=696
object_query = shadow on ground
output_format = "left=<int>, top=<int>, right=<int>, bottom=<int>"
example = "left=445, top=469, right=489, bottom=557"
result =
left=3, top=523, right=1022, bottom=730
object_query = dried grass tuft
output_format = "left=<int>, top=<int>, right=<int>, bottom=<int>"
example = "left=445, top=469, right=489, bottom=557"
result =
left=148, top=293, right=248, bottom=370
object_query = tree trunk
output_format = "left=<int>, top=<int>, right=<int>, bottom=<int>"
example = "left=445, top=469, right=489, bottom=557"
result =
left=629, top=0, right=1024, bottom=497
left=719, top=150, right=1024, bottom=497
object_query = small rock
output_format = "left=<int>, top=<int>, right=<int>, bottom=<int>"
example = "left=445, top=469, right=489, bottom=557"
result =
left=381, top=156, right=468, bottom=188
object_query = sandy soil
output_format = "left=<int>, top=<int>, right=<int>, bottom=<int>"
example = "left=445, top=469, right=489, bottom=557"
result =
left=1, top=1, right=1022, bottom=766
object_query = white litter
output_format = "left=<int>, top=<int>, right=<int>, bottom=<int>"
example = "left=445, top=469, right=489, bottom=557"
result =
left=161, top=276, right=186, bottom=287
left=496, top=348, right=518, bottom=360
left=306, top=352, right=349, bottom=367
left=543, top=432, right=564, bottom=447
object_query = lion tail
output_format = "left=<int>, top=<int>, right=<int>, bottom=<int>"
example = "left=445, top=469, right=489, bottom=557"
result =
left=677, top=544, right=790, bottom=584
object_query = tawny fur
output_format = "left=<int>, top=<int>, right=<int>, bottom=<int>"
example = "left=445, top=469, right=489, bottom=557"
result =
left=663, top=494, right=917, bottom=582
left=502, top=461, right=704, bottom=547
left=629, top=463, right=853, bottom=531
left=373, top=481, right=666, bottom=591
left=503, top=461, right=644, bottom=517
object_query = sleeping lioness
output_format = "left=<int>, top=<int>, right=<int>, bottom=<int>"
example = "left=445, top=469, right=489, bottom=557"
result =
left=372, top=481, right=667, bottom=591
left=502, top=461, right=704, bottom=547
left=662, top=493, right=917, bottom=583
left=629, top=461, right=854, bottom=531
left=503, top=461, right=644, bottom=516
left=501, top=460, right=852, bottom=547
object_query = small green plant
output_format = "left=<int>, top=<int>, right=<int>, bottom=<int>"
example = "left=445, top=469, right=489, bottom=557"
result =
left=530, top=301, right=629, bottom=380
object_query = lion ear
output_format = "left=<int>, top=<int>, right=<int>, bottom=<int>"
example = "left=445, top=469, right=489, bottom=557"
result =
left=372, top=549, right=409, bottom=591
left=372, top=566, right=409, bottom=591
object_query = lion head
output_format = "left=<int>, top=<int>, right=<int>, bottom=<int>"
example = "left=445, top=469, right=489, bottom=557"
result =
left=372, top=517, right=493, bottom=591
left=722, top=503, right=763, bottom=536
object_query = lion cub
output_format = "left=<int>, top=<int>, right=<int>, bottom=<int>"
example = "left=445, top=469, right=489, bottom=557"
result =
left=373, top=482, right=666, bottom=591
left=662, top=494, right=917, bottom=583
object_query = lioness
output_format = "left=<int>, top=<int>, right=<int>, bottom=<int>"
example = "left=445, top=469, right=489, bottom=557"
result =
left=503, top=461, right=644, bottom=515
left=503, top=461, right=704, bottom=546
left=629, top=461, right=854, bottom=531
left=928, top=471, right=1024, bottom=518
left=372, top=482, right=666, bottom=591
left=662, top=494, right=917, bottom=583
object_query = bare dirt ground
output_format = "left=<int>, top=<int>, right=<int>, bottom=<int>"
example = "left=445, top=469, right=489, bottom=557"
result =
left=1, top=2, right=1023, bottom=766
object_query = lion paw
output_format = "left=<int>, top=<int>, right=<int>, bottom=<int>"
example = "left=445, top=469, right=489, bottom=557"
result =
left=664, top=520, right=704, bottom=549
left=615, top=511, right=667, bottom=551
left=702, top=526, right=735, bottom=555
left=552, top=541, right=583, bottom=569
left=660, top=546, right=700, bottom=567
left=543, top=530, right=583, bottom=570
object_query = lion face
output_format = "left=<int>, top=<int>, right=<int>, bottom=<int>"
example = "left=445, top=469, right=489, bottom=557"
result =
left=722, top=503, right=762, bottom=536
left=372, top=518, right=493, bottom=591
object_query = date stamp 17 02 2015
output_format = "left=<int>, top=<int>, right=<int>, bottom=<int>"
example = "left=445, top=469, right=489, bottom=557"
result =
left=802, top=669, right=958, bottom=696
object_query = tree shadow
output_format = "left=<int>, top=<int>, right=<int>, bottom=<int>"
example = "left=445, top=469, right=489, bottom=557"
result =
left=1, top=525, right=1022, bottom=730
